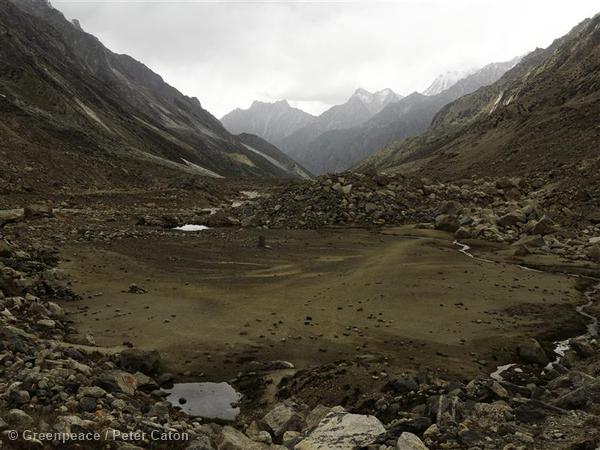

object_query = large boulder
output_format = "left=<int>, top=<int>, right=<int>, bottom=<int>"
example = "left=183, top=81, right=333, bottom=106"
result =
left=517, top=338, right=549, bottom=366
left=216, top=426, right=269, bottom=450
left=261, top=402, right=305, bottom=441
left=294, top=407, right=385, bottom=450
left=396, top=432, right=429, bottom=450
left=118, top=348, right=160, bottom=374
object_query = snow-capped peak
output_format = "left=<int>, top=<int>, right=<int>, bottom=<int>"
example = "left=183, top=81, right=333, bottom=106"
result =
left=422, top=69, right=477, bottom=96
left=350, top=88, right=400, bottom=113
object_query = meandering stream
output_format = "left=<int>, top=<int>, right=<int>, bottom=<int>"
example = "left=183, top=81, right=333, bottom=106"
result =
left=453, top=240, right=599, bottom=381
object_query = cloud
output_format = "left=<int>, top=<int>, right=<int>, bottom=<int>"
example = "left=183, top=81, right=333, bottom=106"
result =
left=54, top=0, right=599, bottom=116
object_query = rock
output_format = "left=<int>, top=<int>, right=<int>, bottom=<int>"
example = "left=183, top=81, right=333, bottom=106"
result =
left=261, top=402, right=305, bottom=441
left=454, top=227, right=472, bottom=239
left=514, top=400, right=567, bottom=422
left=0, top=209, right=24, bottom=227
left=390, top=377, right=419, bottom=394
left=553, top=378, right=600, bottom=410
left=396, top=432, right=429, bottom=450
left=530, top=216, right=555, bottom=235
left=6, top=409, right=33, bottom=428
left=54, top=416, right=95, bottom=434
left=24, top=204, right=53, bottom=219
left=497, top=211, right=525, bottom=228
left=0, top=240, right=13, bottom=257
left=571, top=339, right=595, bottom=358
left=79, top=396, right=97, bottom=412
left=96, top=370, right=138, bottom=395
left=512, top=234, right=545, bottom=248
left=80, top=386, right=107, bottom=398
left=36, top=319, right=56, bottom=329
left=119, top=348, right=160, bottom=374
left=294, top=407, right=385, bottom=450
left=434, top=214, right=459, bottom=233
left=127, top=284, right=146, bottom=294
left=283, top=431, right=302, bottom=445
left=439, top=201, right=463, bottom=216
left=217, top=426, right=269, bottom=450
left=185, top=435, right=215, bottom=450
left=517, top=338, right=549, bottom=365
left=304, top=405, right=332, bottom=430
left=588, top=245, right=600, bottom=263
left=7, top=387, right=30, bottom=405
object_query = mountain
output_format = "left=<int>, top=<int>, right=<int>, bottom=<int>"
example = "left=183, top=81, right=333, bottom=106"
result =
left=359, top=14, right=600, bottom=188
left=286, top=58, right=519, bottom=174
left=222, top=88, right=401, bottom=155
left=221, top=100, right=315, bottom=147
left=278, top=88, right=402, bottom=162
left=236, top=133, right=312, bottom=180
left=0, top=0, right=305, bottom=194
left=422, top=69, right=476, bottom=96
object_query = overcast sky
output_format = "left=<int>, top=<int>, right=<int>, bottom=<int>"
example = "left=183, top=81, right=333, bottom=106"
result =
left=54, top=0, right=599, bottom=117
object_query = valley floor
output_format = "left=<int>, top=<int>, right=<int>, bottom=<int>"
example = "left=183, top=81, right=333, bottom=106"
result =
left=60, top=226, right=584, bottom=393
left=2, top=181, right=600, bottom=449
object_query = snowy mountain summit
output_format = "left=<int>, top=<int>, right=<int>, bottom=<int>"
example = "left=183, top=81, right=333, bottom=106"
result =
left=351, top=88, right=401, bottom=114
left=422, top=69, right=477, bottom=96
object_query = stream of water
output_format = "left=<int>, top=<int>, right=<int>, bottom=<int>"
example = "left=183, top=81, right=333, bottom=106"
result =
left=453, top=240, right=599, bottom=381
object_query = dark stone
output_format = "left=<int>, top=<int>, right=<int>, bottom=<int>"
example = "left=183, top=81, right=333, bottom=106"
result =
left=514, top=400, right=567, bottom=423
left=118, top=348, right=160, bottom=374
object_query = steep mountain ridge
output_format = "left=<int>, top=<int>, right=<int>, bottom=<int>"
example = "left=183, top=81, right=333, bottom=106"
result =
left=0, top=0, right=303, bottom=194
left=359, top=14, right=600, bottom=187
left=221, top=100, right=315, bottom=147
left=288, top=58, right=519, bottom=174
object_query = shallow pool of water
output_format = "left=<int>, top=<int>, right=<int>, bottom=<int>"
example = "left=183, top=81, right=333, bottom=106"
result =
left=165, top=382, right=242, bottom=421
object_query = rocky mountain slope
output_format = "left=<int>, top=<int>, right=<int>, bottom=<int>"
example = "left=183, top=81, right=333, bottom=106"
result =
left=237, top=133, right=312, bottom=180
left=221, top=100, right=315, bottom=147
left=288, top=58, right=518, bottom=175
left=0, top=0, right=305, bottom=196
left=361, top=14, right=600, bottom=190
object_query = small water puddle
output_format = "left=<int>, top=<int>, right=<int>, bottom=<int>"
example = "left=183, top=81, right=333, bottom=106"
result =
left=165, top=382, right=242, bottom=421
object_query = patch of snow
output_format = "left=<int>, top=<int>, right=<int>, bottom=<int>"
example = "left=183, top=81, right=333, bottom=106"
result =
left=242, top=144, right=311, bottom=179
left=180, top=158, right=223, bottom=178
left=174, top=224, right=209, bottom=232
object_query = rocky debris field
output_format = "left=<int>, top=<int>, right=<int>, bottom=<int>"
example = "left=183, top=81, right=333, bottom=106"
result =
left=224, top=173, right=600, bottom=266
left=1, top=226, right=600, bottom=450
left=0, top=174, right=600, bottom=449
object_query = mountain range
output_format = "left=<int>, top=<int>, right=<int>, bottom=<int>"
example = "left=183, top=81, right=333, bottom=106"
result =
left=0, top=0, right=308, bottom=194
left=221, top=88, right=401, bottom=150
left=359, top=13, right=600, bottom=190
left=284, top=58, right=519, bottom=174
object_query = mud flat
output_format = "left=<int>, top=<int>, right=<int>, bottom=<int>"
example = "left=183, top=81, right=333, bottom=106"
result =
left=59, top=226, right=586, bottom=402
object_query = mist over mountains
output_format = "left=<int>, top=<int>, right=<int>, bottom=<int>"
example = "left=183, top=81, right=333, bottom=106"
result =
left=223, top=59, right=520, bottom=174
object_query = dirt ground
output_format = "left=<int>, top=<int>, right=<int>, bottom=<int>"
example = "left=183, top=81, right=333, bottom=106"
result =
left=58, top=225, right=585, bottom=397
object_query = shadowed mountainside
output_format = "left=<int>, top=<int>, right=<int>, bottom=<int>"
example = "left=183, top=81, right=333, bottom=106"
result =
left=0, top=0, right=305, bottom=195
